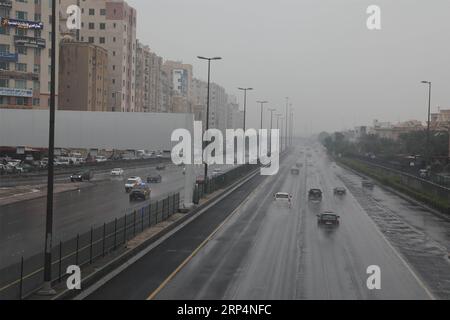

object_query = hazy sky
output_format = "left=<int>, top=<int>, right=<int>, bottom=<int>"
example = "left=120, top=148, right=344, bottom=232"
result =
left=128, top=0, right=450, bottom=134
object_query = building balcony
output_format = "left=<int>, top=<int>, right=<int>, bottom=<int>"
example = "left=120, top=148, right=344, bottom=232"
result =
left=0, top=69, right=39, bottom=81
left=0, top=0, right=12, bottom=8
left=14, top=35, right=46, bottom=49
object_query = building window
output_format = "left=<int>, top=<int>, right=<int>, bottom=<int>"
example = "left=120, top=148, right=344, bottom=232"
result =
left=33, top=80, right=40, bottom=90
left=16, top=11, right=28, bottom=20
left=0, top=44, right=9, bottom=53
left=33, top=98, right=40, bottom=106
left=16, top=97, right=26, bottom=106
left=100, top=23, right=106, bottom=30
left=88, top=22, right=95, bottom=30
left=89, top=8, right=95, bottom=15
left=33, top=64, right=40, bottom=73
left=100, top=9, right=106, bottom=16
left=15, top=63, right=27, bottom=72
left=16, top=47, right=27, bottom=55
left=15, top=79, right=27, bottom=89
left=0, top=78, right=9, bottom=87
left=88, top=37, right=94, bottom=43
left=0, top=26, right=9, bottom=35
left=99, top=37, right=105, bottom=44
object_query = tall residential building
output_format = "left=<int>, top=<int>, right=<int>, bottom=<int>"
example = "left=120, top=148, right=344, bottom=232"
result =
left=0, top=0, right=59, bottom=109
left=147, top=48, right=163, bottom=113
left=135, top=40, right=149, bottom=112
left=60, top=0, right=137, bottom=112
left=58, top=39, right=108, bottom=111
left=162, top=60, right=193, bottom=113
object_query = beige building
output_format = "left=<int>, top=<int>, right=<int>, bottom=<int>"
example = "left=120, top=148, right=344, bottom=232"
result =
left=60, top=0, right=137, bottom=112
left=162, top=60, right=193, bottom=113
left=58, top=39, right=108, bottom=111
left=0, top=0, right=59, bottom=109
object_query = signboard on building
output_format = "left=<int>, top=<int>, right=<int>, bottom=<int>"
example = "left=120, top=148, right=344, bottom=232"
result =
left=0, top=52, right=18, bottom=62
left=0, top=87, right=33, bottom=97
left=1, top=17, right=43, bottom=30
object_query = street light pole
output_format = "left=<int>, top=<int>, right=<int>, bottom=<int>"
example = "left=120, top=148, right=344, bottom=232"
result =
left=421, top=81, right=432, bottom=166
left=257, top=100, right=268, bottom=130
left=238, top=87, right=253, bottom=132
left=39, top=0, right=57, bottom=295
left=198, top=56, right=222, bottom=180
left=268, top=108, right=276, bottom=155
left=285, top=97, right=289, bottom=151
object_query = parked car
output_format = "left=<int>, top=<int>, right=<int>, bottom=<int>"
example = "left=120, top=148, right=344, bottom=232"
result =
left=317, top=212, right=340, bottom=226
left=129, top=183, right=151, bottom=201
left=333, top=187, right=347, bottom=196
left=70, top=170, right=93, bottom=182
left=111, top=168, right=124, bottom=176
left=308, top=189, right=323, bottom=201
left=125, top=177, right=142, bottom=193
left=95, top=156, right=108, bottom=163
left=147, top=174, right=162, bottom=183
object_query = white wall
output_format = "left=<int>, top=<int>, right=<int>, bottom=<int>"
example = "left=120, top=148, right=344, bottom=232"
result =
left=0, top=109, right=194, bottom=150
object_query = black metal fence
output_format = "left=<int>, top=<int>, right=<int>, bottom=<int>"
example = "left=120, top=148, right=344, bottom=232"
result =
left=0, top=193, right=180, bottom=300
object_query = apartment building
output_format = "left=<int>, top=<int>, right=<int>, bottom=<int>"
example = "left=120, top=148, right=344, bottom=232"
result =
left=135, top=40, right=149, bottom=112
left=58, top=38, right=108, bottom=111
left=162, top=60, right=193, bottom=113
left=60, top=0, right=137, bottom=112
left=0, top=0, right=59, bottom=109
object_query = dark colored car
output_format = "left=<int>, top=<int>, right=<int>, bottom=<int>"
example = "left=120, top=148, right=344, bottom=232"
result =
left=317, top=212, right=340, bottom=226
left=129, top=183, right=151, bottom=201
left=362, top=179, right=374, bottom=189
left=308, top=189, right=323, bottom=201
left=291, top=167, right=300, bottom=175
left=334, top=187, right=347, bottom=195
left=147, top=174, right=162, bottom=183
left=156, top=164, right=166, bottom=171
left=70, top=170, right=93, bottom=182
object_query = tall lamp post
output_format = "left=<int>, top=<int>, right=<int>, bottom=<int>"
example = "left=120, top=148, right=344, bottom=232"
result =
left=238, top=87, right=253, bottom=132
left=421, top=80, right=432, bottom=165
left=268, top=108, right=276, bottom=155
left=285, top=97, right=289, bottom=151
left=198, top=56, right=222, bottom=180
left=40, top=0, right=57, bottom=295
left=276, top=114, right=283, bottom=152
left=257, top=100, right=268, bottom=130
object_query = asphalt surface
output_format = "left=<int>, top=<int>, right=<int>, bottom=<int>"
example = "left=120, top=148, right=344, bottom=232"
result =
left=0, top=162, right=234, bottom=270
left=84, top=143, right=450, bottom=300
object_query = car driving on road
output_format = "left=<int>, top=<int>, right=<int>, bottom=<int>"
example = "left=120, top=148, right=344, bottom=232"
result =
left=274, top=192, right=292, bottom=208
left=125, top=176, right=142, bottom=193
left=362, top=179, right=374, bottom=189
left=317, top=212, right=340, bottom=226
left=333, top=187, right=346, bottom=196
left=147, top=173, right=162, bottom=183
left=291, top=167, right=300, bottom=175
left=111, top=168, right=124, bottom=176
left=156, top=164, right=166, bottom=171
left=129, top=183, right=151, bottom=201
left=70, top=170, right=93, bottom=182
left=308, top=189, right=323, bottom=201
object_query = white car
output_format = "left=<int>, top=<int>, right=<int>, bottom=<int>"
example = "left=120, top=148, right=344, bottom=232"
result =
left=95, top=156, right=108, bottom=163
left=274, top=192, right=292, bottom=208
left=125, top=176, right=142, bottom=192
left=111, top=168, right=124, bottom=176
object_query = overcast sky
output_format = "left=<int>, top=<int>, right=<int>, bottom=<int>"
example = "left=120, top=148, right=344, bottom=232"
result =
left=128, top=0, right=450, bottom=135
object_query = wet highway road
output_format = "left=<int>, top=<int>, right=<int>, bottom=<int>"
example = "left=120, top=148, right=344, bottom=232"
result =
left=85, top=144, right=450, bottom=300
left=0, top=164, right=183, bottom=269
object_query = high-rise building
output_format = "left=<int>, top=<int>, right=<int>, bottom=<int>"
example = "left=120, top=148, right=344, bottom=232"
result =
left=162, top=60, right=193, bottom=113
left=0, top=0, right=59, bottom=109
left=135, top=40, right=149, bottom=112
left=58, top=39, right=108, bottom=111
left=60, top=0, right=137, bottom=112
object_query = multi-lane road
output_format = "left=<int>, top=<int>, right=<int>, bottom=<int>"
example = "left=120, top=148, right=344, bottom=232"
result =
left=84, top=143, right=450, bottom=300
left=0, top=161, right=237, bottom=270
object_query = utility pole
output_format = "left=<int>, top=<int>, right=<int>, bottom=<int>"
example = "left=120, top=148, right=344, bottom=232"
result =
left=238, top=87, right=253, bottom=132
left=421, top=81, right=432, bottom=166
